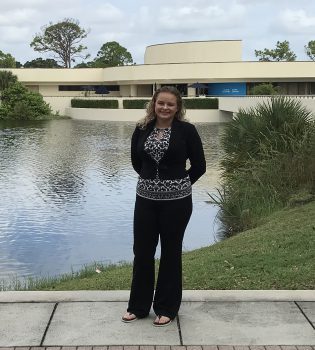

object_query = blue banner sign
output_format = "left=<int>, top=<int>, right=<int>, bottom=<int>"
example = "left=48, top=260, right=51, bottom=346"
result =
left=207, top=82, right=246, bottom=96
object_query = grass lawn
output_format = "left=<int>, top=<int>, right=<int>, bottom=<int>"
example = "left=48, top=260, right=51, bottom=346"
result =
left=4, top=200, right=315, bottom=291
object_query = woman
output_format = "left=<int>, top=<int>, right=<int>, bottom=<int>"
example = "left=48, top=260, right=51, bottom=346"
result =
left=122, top=86, right=206, bottom=326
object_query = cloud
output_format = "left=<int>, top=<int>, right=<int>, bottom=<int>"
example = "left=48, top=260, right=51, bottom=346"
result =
left=1, top=0, right=315, bottom=63
left=0, top=9, right=38, bottom=27
left=82, top=3, right=124, bottom=26
left=277, top=9, right=315, bottom=34
left=157, top=3, right=246, bottom=33
left=0, top=26, right=33, bottom=44
left=0, top=0, right=46, bottom=11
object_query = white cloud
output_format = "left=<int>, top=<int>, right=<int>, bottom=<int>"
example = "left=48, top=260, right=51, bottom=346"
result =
left=157, top=3, right=246, bottom=33
left=278, top=9, right=315, bottom=34
left=0, top=26, right=32, bottom=44
left=82, top=3, right=124, bottom=25
left=0, top=0, right=46, bottom=11
left=1, top=0, right=315, bottom=63
left=0, top=9, right=38, bottom=26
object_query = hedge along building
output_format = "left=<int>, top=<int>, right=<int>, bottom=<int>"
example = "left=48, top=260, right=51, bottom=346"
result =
left=2, top=40, right=315, bottom=121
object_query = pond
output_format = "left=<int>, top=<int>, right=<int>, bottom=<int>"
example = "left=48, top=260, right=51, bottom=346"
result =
left=0, top=119, right=225, bottom=281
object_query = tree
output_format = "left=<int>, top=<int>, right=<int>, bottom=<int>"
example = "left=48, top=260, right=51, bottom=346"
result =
left=92, top=41, right=133, bottom=67
left=74, top=61, right=93, bottom=68
left=0, top=82, right=51, bottom=120
left=0, top=71, right=18, bottom=91
left=255, top=40, right=297, bottom=62
left=249, top=83, right=281, bottom=95
left=305, top=40, right=315, bottom=61
left=0, top=50, right=16, bottom=68
left=23, top=58, right=61, bottom=68
left=30, top=18, right=90, bottom=68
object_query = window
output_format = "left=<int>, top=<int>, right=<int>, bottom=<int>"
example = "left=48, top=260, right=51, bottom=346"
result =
left=58, top=85, right=120, bottom=92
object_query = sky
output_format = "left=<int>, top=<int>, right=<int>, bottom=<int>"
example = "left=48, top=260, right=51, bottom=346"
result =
left=1, top=0, right=315, bottom=65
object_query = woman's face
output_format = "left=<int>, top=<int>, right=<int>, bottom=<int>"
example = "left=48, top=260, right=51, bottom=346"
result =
left=154, top=92, right=178, bottom=124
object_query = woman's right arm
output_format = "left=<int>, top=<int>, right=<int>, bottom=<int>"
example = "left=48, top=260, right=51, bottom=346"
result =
left=131, top=127, right=141, bottom=174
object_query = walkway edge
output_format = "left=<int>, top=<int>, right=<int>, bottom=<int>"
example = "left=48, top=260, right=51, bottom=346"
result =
left=0, top=290, right=314, bottom=302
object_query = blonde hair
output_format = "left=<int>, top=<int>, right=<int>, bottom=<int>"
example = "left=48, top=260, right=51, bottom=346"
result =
left=137, top=86, right=186, bottom=129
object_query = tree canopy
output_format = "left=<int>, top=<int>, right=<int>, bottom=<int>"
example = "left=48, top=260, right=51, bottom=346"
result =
left=0, top=50, right=16, bottom=68
left=24, top=58, right=61, bottom=68
left=255, top=40, right=297, bottom=62
left=305, top=40, right=315, bottom=61
left=0, top=70, right=18, bottom=91
left=30, top=18, right=90, bottom=68
left=93, top=41, right=133, bottom=67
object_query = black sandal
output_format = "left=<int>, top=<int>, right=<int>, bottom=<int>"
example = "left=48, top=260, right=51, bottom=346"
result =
left=153, top=315, right=172, bottom=327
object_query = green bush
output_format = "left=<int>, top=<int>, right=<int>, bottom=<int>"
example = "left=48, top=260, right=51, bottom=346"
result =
left=183, top=98, right=218, bottom=109
left=123, top=99, right=150, bottom=109
left=0, top=82, right=52, bottom=120
left=71, top=99, right=118, bottom=109
left=210, top=96, right=315, bottom=237
left=221, top=97, right=314, bottom=174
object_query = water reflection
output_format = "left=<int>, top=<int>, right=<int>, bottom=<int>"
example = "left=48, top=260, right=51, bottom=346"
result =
left=0, top=119, right=225, bottom=280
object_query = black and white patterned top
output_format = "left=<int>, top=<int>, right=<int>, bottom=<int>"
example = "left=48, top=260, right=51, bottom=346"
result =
left=136, top=127, right=192, bottom=200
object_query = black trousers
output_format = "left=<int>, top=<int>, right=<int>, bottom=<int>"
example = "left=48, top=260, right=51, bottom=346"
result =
left=127, top=194, right=193, bottom=319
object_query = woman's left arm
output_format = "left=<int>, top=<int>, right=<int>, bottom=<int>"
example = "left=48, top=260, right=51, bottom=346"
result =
left=187, top=125, right=206, bottom=185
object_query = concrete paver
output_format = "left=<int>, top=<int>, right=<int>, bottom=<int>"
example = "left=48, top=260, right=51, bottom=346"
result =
left=0, top=303, right=55, bottom=347
left=179, top=301, right=315, bottom=345
left=297, top=302, right=315, bottom=326
left=44, top=302, right=180, bottom=346
left=0, top=291, right=314, bottom=347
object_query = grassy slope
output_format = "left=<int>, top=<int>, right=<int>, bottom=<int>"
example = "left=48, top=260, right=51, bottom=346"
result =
left=33, top=201, right=315, bottom=291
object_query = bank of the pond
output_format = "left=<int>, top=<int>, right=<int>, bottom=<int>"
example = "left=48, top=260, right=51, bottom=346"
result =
left=3, top=200, right=314, bottom=291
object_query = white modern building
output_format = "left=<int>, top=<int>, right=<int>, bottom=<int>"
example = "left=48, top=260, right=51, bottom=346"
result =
left=2, top=40, right=315, bottom=121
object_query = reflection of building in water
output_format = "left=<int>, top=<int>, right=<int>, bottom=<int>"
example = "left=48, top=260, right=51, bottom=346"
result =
left=2, top=40, right=315, bottom=116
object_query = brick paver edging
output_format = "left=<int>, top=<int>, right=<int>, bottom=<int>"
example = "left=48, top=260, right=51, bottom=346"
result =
left=0, top=346, right=314, bottom=350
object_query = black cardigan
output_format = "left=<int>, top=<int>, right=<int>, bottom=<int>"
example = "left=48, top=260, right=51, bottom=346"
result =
left=131, top=118, right=206, bottom=185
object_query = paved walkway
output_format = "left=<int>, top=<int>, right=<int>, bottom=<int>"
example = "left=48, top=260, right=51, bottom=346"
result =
left=0, top=291, right=314, bottom=347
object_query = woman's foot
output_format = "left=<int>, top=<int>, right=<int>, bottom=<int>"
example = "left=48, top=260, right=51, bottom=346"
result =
left=122, top=312, right=138, bottom=323
left=153, top=315, right=172, bottom=327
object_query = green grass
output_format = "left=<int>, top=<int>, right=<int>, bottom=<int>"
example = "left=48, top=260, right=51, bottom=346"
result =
left=3, top=200, right=313, bottom=291
left=182, top=200, right=315, bottom=289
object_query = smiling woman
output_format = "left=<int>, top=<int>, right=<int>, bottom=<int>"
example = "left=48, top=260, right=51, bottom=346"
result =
left=154, top=92, right=178, bottom=127
left=123, top=86, right=206, bottom=326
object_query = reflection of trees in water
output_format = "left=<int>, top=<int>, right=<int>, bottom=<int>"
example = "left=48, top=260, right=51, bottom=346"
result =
left=36, top=120, right=136, bottom=200
left=193, top=123, right=226, bottom=191
left=0, top=121, right=49, bottom=180
left=87, top=121, right=136, bottom=186
left=1, top=120, right=225, bottom=203
left=34, top=120, right=87, bottom=203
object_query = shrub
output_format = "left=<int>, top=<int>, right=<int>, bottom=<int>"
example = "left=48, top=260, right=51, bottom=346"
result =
left=123, top=99, right=150, bottom=109
left=183, top=98, right=218, bottom=109
left=71, top=99, right=118, bottom=109
left=221, top=97, right=314, bottom=175
left=210, top=96, right=315, bottom=237
left=0, top=82, right=51, bottom=120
